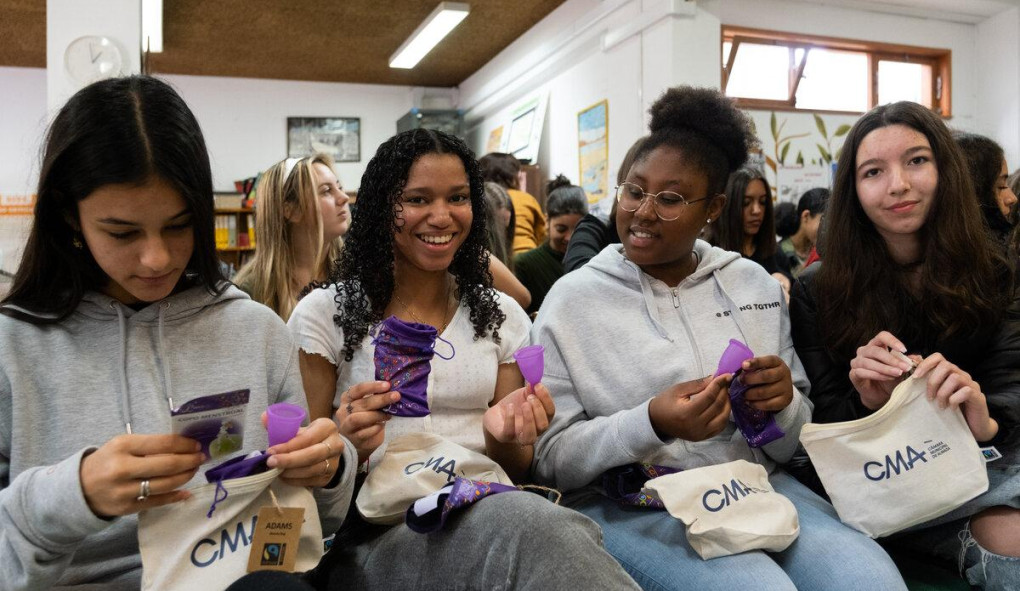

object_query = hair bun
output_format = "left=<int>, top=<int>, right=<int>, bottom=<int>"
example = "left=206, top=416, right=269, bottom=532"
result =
left=545, top=174, right=572, bottom=195
left=648, top=86, right=757, bottom=172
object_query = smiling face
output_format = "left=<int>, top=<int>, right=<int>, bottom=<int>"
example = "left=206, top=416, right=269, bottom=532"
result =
left=615, top=145, right=724, bottom=284
left=854, top=124, right=937, bottom=256
left=547, top=212, right=583, bottom=253
left=392, top=153, right=473, bottom=273
left=77, top=175, right=195, bottom=305
left=996, top=158, right=1018, bottom=219
left=742, top=179, right=768, bottom=237
left=311, top=162, right=351, bottom=241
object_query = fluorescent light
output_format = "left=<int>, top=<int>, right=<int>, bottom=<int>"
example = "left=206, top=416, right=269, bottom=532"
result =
left=142, top=0, right=163, bottom=53
left=389, top=2, right=470, bottom=69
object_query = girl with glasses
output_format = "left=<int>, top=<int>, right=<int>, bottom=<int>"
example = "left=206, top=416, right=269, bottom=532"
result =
left=531, top=85, right=905, bottom=590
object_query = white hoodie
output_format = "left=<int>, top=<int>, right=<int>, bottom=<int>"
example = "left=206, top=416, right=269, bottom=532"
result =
left=532, top=240, right=811, bottom=492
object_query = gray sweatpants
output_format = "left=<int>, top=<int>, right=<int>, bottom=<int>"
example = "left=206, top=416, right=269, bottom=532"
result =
left=318, top=491, right=640, bottom=590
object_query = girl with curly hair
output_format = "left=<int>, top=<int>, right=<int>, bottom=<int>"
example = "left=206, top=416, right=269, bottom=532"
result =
left=233, top=154, right=350, bottom=321
left=532, top=86, right=904, bottom=590
left=791, top=102, right=1020, bottom=590
left=287, top=128, right=639, bottom=590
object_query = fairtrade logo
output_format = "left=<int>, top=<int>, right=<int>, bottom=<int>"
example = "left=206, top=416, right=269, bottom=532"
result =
left=863, top=445, right=928, bottom=481
left=702, top=478, right=769, bottom=512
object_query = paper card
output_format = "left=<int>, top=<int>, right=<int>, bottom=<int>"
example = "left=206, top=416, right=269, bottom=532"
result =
left=247, top=507, right=305, bottom=573
left=171, top=389, right=250, bottom=461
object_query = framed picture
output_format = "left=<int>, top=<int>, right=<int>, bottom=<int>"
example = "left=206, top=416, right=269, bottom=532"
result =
left=578, top=99, right=609, bottom=204
left=287, top=117, right=361, bottom=162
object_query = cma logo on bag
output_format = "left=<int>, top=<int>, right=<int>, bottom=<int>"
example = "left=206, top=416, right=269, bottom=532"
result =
left=190, top=516, right=258, bottom=567
left=702, top=478, right=770, bottom=512
left=862, top=444, right=931, bottom=481
left=404, top=455, right=464, bottom=483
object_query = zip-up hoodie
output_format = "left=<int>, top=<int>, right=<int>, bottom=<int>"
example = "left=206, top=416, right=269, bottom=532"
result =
left=532, top=240, right=812, bottom=492
left=0, top=284, right=356, bottom=590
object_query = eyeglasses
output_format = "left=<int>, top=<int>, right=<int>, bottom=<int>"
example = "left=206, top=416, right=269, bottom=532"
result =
left=615, top=182, right=717, bottom=221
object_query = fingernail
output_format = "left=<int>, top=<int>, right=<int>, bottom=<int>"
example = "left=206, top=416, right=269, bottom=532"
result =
left=194, top=442, right=202, bottom=452
left=391, top=393, right=400, bottom=401
left=527, top=394, right=536, bottom=401
left=266, top=447, right=277, bottom=455
left=266, top=456, right=278, bottom=467
left=896, top=369, right=903, bottom=376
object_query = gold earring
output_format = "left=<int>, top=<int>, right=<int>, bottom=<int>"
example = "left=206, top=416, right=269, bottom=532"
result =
left=72, top=236, right=83, bottom=249
left=706, top=218, right=712, bottom=224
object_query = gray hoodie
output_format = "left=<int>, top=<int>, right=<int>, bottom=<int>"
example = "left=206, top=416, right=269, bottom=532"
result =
left=532, top=241, right=812, bottom=492
left=0, top=285, right=356, bottom=590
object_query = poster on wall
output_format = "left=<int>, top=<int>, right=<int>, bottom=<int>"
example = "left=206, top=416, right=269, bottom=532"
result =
left=504, top=92, right=549, bottom=164
left=486, top=125, right=504, bottom=154
left=776, top=166, right=829, bottom=204
left=577, top=100, right=609, bottom=204
left=287, top=117, right=361, bottom=162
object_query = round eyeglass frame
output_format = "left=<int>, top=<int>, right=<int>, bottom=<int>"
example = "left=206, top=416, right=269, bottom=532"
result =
left=614, top=182, right=718, bottom=221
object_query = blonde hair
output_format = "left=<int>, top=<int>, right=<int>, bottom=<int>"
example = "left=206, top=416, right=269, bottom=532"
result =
left=234, top=154, right=344, bottom=320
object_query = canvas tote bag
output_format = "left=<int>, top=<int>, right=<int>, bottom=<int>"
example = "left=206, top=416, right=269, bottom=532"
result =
left=643, top=460, right=799, bottom=559
left=799, top=375, right=989, bottom=538
left=137, top=468, right=323, bottom=590
left=356, top=431, right=513, bottom=525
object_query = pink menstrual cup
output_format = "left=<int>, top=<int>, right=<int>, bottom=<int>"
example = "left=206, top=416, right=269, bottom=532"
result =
left=715, top=339, right=754, bottom=377
left=266, top=402, right=307, bottom=447
left=514, top=345, right=545, bottom=385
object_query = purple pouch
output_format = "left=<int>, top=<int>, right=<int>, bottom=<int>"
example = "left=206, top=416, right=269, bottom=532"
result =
left=372, top=315, right=454, bottom=418
left=714, top=339, right=784, bottom=448
left=728, top=371, right=785, bottom=448
left=405, top=477, right=518, bottom=533
left=602, top=463, right=682, bottom=509
left=203, top=451, right=270, bottom=518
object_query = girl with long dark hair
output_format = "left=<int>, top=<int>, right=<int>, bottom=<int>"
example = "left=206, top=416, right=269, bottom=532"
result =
left=791, top=101, right=1020, bottom=590
left=0, top=76, right=352, bottom=590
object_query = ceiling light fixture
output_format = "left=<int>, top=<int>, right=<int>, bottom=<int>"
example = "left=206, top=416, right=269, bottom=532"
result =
left=141, top=0, right=163, bottom=53
left=389, top=2, right=470, bottom=69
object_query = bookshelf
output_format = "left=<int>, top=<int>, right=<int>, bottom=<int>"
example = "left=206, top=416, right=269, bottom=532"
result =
left=213, top=192, right=255, bottom=272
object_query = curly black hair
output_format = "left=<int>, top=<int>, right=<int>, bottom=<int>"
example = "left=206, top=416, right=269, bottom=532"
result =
left=634, top=86, right=758, bottom=195
left=328, top=128, right=505, bottom=362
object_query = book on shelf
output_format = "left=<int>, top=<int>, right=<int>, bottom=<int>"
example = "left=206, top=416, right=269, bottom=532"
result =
left=214, top=192, right=245, bottom=209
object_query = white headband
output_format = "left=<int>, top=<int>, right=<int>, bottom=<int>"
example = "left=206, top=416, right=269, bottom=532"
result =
left=283, top=157, right=301, bottom=180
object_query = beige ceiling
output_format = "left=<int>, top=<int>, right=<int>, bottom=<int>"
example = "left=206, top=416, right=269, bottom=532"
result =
left=0, top=0, right=568, bottom=87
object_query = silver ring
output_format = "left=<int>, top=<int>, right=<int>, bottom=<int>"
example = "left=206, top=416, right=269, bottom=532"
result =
left=322, top=440, right=334, bottom=456
left=136, top=479, right=151, bottom=502
left=320, top=458, right=331, bottom=476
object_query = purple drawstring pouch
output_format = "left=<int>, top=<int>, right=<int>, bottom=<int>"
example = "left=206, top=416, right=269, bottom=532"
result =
left=602, top=463, right=682, bottom=509
left=728, top=372, right=785, bottom=448
left=714, top=339, right=785, bottom=448
left=405, top=477, right=518, bottom=533
left=372, top=315, right=454, bottom=418
left=203, top=451, right=271, bottom=518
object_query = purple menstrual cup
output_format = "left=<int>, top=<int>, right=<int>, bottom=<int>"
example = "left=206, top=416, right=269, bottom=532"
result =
left=266, top=402, right=306, bottom=447
left=514, top=345, right=545, bottom=385
left=715, top=339, right=754, bottom=377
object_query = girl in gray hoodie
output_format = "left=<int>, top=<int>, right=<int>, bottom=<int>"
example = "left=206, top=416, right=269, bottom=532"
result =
left=532, top=86, right=905, bottom=591
left=0, top=76, right=355, bottom=590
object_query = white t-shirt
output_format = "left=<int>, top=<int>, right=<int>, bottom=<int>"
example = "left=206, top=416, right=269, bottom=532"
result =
left=288, top=285, right=531, bottom=464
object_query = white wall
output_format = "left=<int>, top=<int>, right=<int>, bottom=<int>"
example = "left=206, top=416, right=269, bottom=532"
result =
left=0, top=67, right=47, bottom=195
left=161, top=74, right=422, bottom=191
left=976, top=6, right=1020, bottom=169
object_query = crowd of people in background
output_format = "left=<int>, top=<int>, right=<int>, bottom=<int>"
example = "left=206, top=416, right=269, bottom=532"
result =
left=2, top=74, right=1019, bottom=591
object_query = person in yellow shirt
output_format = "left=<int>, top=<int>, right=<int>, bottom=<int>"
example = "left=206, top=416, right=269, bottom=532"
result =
left=479, top=152, right=547, bottom=253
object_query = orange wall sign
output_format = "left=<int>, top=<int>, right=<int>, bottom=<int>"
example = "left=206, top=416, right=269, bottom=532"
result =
left=0, top=194, right=36, bottom=216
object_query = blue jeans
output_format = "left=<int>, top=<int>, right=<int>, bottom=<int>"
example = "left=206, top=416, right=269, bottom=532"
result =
left=570, top=470, right=906, bottom=591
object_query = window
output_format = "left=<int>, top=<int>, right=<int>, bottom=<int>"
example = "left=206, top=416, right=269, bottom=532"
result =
left=722, top=27, right=950, bottom=116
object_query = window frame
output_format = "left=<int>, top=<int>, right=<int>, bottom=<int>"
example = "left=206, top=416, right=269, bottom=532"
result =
left=722, top=26, right=951, bottom=117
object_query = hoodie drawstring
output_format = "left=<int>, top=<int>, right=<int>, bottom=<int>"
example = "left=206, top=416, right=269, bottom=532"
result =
left=158, top=302, right=175, bottom=411
left=112, top=303, right=134, bottom=434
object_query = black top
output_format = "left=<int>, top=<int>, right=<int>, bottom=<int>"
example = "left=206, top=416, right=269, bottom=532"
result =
left=563, top=214, right=620, bottom=273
